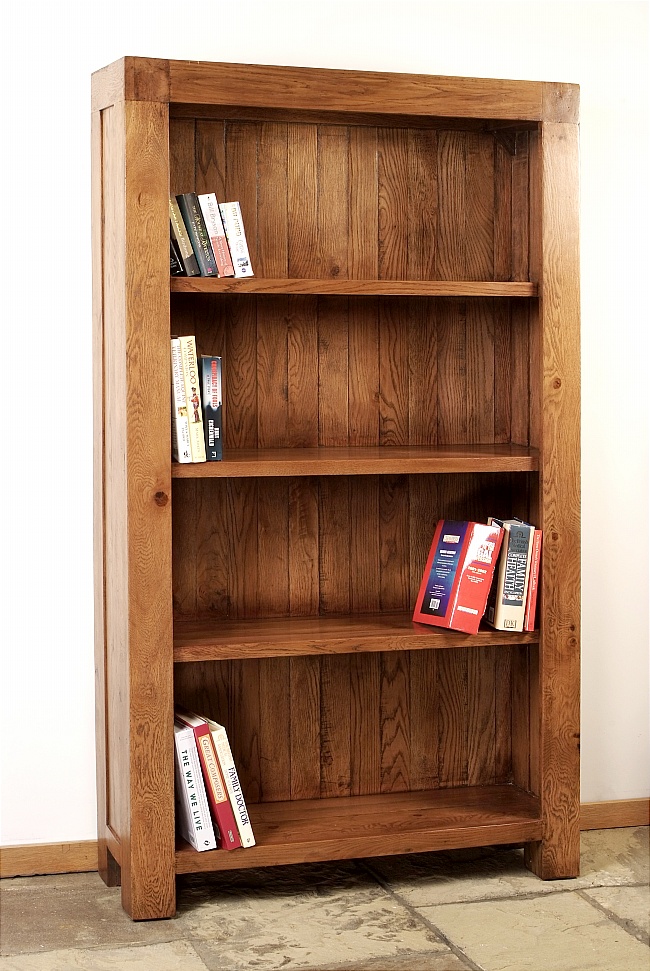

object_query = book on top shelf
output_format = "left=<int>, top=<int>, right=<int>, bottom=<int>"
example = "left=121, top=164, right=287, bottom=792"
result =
left=173, top=720, right=217, bottom=852
left=204, top=716, right=255, bottom=848
left=170, top=338, right=192, bottom=463
left=198, top=193, right=235, bottom=277
left=485, top=519, right=535, bottom=632
left=170, top=234, right=185, bottom=276
left=178, top=335, right=206, bottom=463
left=199, top=355, right=223, bottom=461
left=176, top=192, right=218, bottom=277
left=169, top=196, right=199, bottom=277
left=219, top=201, right=254, bottom=278
left=175, top=707, right=242, bottom=850
left=413, top=520, right=503, bottom=635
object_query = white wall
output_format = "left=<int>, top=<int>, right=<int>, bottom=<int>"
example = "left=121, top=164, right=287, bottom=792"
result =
left=1, top=1, right=647, bottom=846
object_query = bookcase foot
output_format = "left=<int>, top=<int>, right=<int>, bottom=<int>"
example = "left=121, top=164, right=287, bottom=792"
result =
left=98, top=845, right=121, bottom=888
left=524, top=837, right=580, bottom=880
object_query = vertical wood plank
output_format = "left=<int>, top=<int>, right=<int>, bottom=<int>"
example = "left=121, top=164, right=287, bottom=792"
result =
left=319, top=477, right=351, bottom=614
left=350, top=654, right=381, bottom=795
left=436, top=132, right=466, bottom=279
left=259, top=657, right=292, bottom=801
left=169, top=117, right=195, bottom=193
left=437, top=299, right=467, bottom=445
left=379, top=475, right=410, bottom=612
left=527, top=121, right=581, bottom=879
left=257, top=297, right=289, bottom=447
left=319, top=298, right=349, bottom=446
left=226, top=296, right=258, bottom=449
left=229, top=659, right=261, bottom=803
left=350, top=477, right=380, bottom=613
left=225, top=121, right=259, bottom=272
left=257, top=478, right=290, bottom=616
left=288, top=123, right=319, bottom=277
left=467, top=646, right=496, bottom=785
left=379, top=298, right=409, bottom=445
left=408, top=129, right=438, bottom=280
left=495, top=646, right=513, bottom=784
left=257, top=122, right=288, bottom=278
left=512, top=133, right=530, bottom=282
left=321, top=656, right=352, bottom=797
left=378, top=128, right=409, bottom=279
left=349, top=297, right=379, bottom=446
left=288, top=296, right=319, bottom=447
left=349, top=126, right=378, bottom=279
left=227, top=478, right=258, bottom=620
left=290, top=657, right=321, bottom=799
left=195, top=120, right=225, bottom=197
left=409, top=650, right=439, bottom=790
left=318, top=125, right=349, bottom=278
left=289, top=477, right=319, bottom=616
left=408, top=298, right=437, bottom=446
left=381, top=652, right=411, bottom=793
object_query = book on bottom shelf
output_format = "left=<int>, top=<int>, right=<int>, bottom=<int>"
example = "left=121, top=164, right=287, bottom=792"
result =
left=199, top=355, right=223, bottom=461
left=413, top=520, right=503, bottom=635
left=485, top=519, right=535, bottom=632
left=173, top=720, right=217, bottom=851
left=205, top=716, right=256, bottom=848
left=175, top=707, right=241, bottom=850
left=178, top=335, right=206, bottom=463
left=170, top=338, right=192, bottom=463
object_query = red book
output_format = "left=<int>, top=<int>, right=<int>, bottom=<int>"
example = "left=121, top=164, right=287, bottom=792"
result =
left=524, top=529, right=542, bottom=631
left=174, top=707, right=242, bottom=850
left=413, top=520, right=503, bottom=635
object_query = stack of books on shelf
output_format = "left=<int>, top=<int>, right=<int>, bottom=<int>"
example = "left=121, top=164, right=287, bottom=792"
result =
left=173, top=707, right=255, bottom=853
left=170, top=335, right=222, bottom=464
left=169, top=192, right=253, bottom=279
left=413, top=518, right=542, bottom=635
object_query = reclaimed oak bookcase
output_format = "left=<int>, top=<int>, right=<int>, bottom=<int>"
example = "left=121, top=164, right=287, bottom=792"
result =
left=92, top=57, right=580, bottom=920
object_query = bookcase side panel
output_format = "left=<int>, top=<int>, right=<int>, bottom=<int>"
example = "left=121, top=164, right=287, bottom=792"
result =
left=528, top=121, right=581, bottom=879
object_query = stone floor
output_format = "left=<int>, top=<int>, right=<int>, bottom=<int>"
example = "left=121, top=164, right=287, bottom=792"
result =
left=0, top=828, right=648, bottom=971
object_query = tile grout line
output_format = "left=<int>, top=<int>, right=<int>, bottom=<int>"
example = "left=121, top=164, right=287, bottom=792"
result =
left=357, top=860, right=487, bottom=971
left=575, top=888, right=650, bottom=947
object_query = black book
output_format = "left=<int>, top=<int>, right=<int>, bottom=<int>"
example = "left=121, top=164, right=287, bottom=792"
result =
left=170, top=234, right=185, bottom=276
left=176, top=192, right=218, bottom=277
left=169, top=196, right=200, bottom=277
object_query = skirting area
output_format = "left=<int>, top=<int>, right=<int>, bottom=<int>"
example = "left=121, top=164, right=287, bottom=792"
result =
left=1, top=799, right=648, bottom=879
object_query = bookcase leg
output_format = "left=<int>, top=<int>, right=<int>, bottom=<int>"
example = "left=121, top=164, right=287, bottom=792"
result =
left=524, top=834, right=580, bottom=880
left=98, top=845, right=121, bottom=888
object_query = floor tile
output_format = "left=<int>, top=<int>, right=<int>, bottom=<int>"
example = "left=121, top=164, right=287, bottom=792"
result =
left=581, top=885, right=650, bottom=945
left=419, top=891, right=650, bottom=971
left=366, top=826, right=650, bottom=906
left=0, top=874, right=184, bottom=956
left=0, top=940, right=208, bottom=971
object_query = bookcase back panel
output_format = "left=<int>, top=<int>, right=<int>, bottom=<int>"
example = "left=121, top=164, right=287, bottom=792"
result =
left=172, top=472, right=533, bottom=621
left=174, top=644, right=524, bottom=803
left=170, top=293, right=532, bottom=451
left=169, top=118, right=532, bottom=283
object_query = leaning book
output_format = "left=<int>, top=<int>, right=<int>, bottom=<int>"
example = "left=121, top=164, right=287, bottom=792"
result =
left=205, top=716, right=256, bottom=848
left=485, top=519, right=535, bottom=632
left=413, top=520, right=503, bottom=635
left=170, top=338, right=192, bottom=463
left=173, top=720, right=217, bottom=852
left=219, top=201, right=254, bottom=278
left=178, top=335, right=206, bottom=463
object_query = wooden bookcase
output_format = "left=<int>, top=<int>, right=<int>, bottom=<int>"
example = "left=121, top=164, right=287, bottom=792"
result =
left=92, top=57, right=580, bottom=920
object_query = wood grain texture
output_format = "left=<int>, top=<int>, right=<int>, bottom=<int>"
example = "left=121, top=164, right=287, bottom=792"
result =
left=171, top=278, right=537, bottom=295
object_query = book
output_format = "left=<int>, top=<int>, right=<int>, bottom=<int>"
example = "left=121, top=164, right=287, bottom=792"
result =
left=199, top=355, right=223, bottom=461
left=170, top=338, right=192, bottom=463
left=198, top=193, right=235, bottom=277
left=219, top=201, right=254, bottom=278
left=486, top=519, right=535, bottom=632
left=178, top=335, right=206, bottom=463
left=173, top=720, right=217, bottom=851
left=524, top=528, right=542, bottom=631
left=176, top=192, right=218, bottom=277
left=169, top=196, right=200, bottom=277
left=205, top=716, right=256, bottom=848
left=413, top=520, right=503, bottom=635
left=175, top=707, right=241, bottom=850
left=170, top=234, right=185, bottom=276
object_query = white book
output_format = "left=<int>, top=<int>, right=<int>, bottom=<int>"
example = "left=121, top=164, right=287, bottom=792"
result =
left=170, top=338, right=192, bottom=463
left=173, top=721, right=217, bottom=851
left=178, top=335, right=206, bottom=463
left=205, top=716, right=256, bottom=847
left=198, top=193, right=235, bottom=278
left=219, top=201, right=254, bottom=278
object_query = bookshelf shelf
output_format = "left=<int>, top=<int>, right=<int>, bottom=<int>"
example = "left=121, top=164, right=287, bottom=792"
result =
left=93, top=57, right=580, bottom=920
left=175, top=785, right=542, bottom=873
left=171, top=445, right=539, bottom=478
left=171, top=277, right=538, bottom=297
left=173, top=612, right=539, bottom=662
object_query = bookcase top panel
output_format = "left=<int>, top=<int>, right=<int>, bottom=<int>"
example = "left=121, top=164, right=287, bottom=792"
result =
left=92, top=57, right=579, bottom=125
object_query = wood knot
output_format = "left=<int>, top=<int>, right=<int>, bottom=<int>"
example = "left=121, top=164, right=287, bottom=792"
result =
left=551, top=531, right=559, bottom=541
left=154, top=491, right=169, bottom=507
left=553, top=378, right=562, bottom=389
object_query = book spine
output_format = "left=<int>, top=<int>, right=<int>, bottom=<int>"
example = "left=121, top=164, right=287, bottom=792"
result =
left=169, top=197, right=200, bottom=276
left=487, top=523, right=534, bottom=631
left=170, top=338, right=192, bottom=463
left=210, top=724, right=256, bottom=847
left=170, top=235, right=185, bottom=276
left=191, top=725, right=241, bottom=850
left=219, top=201, right=254, bottom=278
left=173, top=725, right=217, bottom=851
left=177, top=193, right=218, bottom=277
left=178, top=336, right=206, bottom=463
left=198, top=193, right=235, bottom=277
left=524, top=529, right=542, bottom=631
left=200, top=356, right=223, bottom=461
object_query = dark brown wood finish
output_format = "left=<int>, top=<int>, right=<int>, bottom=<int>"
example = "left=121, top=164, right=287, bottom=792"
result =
left=94, top=58, right=580, bottom=919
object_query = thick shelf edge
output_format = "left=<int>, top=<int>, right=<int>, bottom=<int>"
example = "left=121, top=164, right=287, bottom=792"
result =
left=173, top=613, right=539, bottom=662
left=170, top=277, right=538, bottom=297
left=175, top=785, right=542, bottom=874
